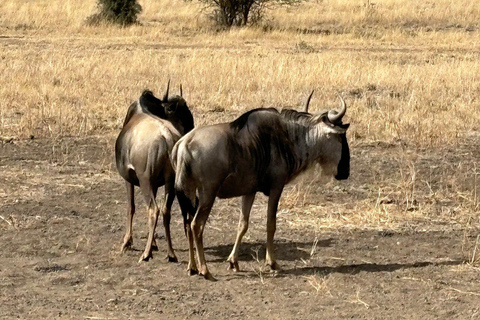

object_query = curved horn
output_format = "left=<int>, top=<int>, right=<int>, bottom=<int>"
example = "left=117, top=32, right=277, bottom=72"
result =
left=179, top=84, right=183, bottom=97
left=162, top=79, right=170, bottom=101
left=328, top=94, right=347, bottom=124
left=304, top=90, right=314, bottom=113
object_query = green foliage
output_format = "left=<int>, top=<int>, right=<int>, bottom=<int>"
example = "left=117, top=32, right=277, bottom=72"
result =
left=88, top=0, right=142, bottom=26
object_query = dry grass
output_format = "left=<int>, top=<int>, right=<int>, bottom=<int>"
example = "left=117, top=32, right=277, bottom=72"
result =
left=1, top=0, right=479, bottom=230
left=1, top=0, right=479, bottom=145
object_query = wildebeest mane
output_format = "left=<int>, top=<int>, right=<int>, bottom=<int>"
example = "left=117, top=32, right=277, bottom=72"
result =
left=228, top=108, right=297, bottom=188
left=122, top=90, right=166, bottom=127
left=139, top=90, right=166, bottom=119
left=229, top=107, right=279, bottom=131
left=280, top=109, right=315, bottom=125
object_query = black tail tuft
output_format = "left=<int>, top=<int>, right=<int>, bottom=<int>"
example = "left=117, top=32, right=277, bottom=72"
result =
left=177, top=190, right=198, bottom=237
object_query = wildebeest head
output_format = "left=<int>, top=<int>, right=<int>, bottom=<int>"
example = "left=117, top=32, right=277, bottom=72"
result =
left=313, top=95, right=350, bottom=180
left=160, top=81, right=194, bottom=134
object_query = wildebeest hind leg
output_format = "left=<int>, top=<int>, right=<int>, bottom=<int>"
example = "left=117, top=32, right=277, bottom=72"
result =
left=121, top=181, right=135, bottom=253
left=138, top=183, right=160, bottom=262
left=227, top=193, right=256, bottom=272
left=177, top=191, right=198, bottom=275
left=191, top=192, right=216, bottom=280
left=162, top=181, right=178, bottom=262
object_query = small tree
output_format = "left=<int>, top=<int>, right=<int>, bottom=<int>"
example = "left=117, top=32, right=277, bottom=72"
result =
left=201, top=0, right=301, bottom=27
left=88, top=0, right=142, bottom=26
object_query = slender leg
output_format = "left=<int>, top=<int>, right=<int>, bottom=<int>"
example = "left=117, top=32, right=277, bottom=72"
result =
left=227, top=193, right=256, bottom=272
left=265, top=188, right=283, bottom=270
left=121, top=181, right=135, bottom=253
left=151, top=187, right=159, bottom=251
left=138, top=183, right=160, bottom=262
left=163, top=181, right=178, bottom=262
left=191, top=192, right=216, bottom=280
left=177, top=191, right=198, bottom=275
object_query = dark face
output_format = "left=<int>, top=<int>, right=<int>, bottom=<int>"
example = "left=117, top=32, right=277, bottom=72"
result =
left=164, top=101, right=177, bottom=115
left=335, top=133, right=350, bottom=180
left=161, top=97, right=195, bottom=134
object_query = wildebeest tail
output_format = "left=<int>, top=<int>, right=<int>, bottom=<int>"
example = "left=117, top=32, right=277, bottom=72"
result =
left=172, top=141, right=197, bottom=209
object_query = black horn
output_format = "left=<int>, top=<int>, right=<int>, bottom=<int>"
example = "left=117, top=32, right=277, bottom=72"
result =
left=304, top=90, right=314, bottom=113
left=162, top=79, right=170, bottom=102
left=328, top=94, right=346, bottom=123
left=179, top=84, right=183, bottom=97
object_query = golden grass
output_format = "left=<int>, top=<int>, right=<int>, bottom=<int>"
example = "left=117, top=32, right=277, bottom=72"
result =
left=1, top=0, right=479, bottom=146
left=1, top=0, right=479, bottom=231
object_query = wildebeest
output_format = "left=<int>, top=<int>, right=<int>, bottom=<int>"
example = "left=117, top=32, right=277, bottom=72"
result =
left=115, top=81, right=194, bottom=263
left=172, top=94, right=350, bottom=280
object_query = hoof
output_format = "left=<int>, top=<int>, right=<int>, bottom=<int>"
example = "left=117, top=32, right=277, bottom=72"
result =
left=202, top=272, right=217, bottom=281
left=266, top=261, right=280, bottom=271
left=138, top=253, right=152, bottom=263
left=120, top=241, right=133, bottom=254
left=187, top=268, right=199, bottom=276
left=167, top=255, right=178, bottom=263
left=151, top=244, right=159, bottom=252
left=227, top=260, right=240, bottom=272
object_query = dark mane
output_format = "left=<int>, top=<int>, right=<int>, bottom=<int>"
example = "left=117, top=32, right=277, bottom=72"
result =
left=123, top=90, right=195, bottom=132
left=230, top=108, right=279, bottom=131
left=280, top=109, right=317, bottom=125
left=139, top=90, right=166, bottom=119
left=228, top=108, right=297, bottom=190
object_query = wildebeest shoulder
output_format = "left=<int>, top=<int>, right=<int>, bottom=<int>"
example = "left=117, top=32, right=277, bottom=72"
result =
left=228, top=108, right=297, bottom=180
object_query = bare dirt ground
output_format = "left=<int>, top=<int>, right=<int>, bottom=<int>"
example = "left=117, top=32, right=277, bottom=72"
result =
left=1, top=134, right=479, bottom=319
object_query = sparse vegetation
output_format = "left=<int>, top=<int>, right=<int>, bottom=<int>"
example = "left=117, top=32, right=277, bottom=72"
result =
left=200, top=0, right=302, bottom=27
left=1, top=1, right=480, bottom=317
left=0, top=0, right=479, bottom=228
left=87, top=0, right=142, bottom=26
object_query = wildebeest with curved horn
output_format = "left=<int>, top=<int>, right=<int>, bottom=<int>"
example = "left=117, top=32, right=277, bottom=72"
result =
left=172, top=93, right=350, bottom=280
left=115, top=81, right=194, bottom=263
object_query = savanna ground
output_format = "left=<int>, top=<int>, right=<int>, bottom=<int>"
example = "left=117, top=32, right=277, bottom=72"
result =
left=1, top=0, right=480, bottom=318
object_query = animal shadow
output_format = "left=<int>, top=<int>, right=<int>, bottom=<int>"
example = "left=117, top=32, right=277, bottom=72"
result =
left=285, top=259, right=464, bottom=277
left=205, top=238, right=334, bottom=263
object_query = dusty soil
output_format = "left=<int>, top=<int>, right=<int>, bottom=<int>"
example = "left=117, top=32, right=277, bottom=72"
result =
left=0, top=135, right=479, bottom=319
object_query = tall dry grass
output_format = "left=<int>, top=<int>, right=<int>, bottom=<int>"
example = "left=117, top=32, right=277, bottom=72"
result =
left=1, top=0, right=479, bottom=146
left=0, top=0, right=479, bottom=231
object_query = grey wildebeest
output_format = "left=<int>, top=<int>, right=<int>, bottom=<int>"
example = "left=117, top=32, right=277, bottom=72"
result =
left=115, top=82, right=194, bottom=263
left=172, top=94, right=350, bottom=280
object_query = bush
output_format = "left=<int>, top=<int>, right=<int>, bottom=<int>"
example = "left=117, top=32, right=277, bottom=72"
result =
left=87, top=0, right=142, bottom=26
left=200, top=0, right=301, bottom=27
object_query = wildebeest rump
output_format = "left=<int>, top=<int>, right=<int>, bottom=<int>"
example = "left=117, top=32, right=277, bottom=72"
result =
left=115, top=82, right=194, bottom=263
left=172, top=95, right=350, bottom=280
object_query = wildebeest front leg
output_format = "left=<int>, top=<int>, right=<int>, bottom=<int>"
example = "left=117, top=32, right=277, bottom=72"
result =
left=163, top=182, right=178, bottom=262
left=265, top=188, right=283, bottom=271
left=227, top=193, right=256, bottom=272
left=121, top=181, right=135, bottom=253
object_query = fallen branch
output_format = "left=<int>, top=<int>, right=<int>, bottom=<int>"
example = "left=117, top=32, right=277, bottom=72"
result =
left=448, top=286, right=480, bottom=297
left=0, top=215, right=12, bottom=226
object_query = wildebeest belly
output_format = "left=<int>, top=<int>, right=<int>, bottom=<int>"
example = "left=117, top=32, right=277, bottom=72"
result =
left=216, top=172, right=260, bottom=198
